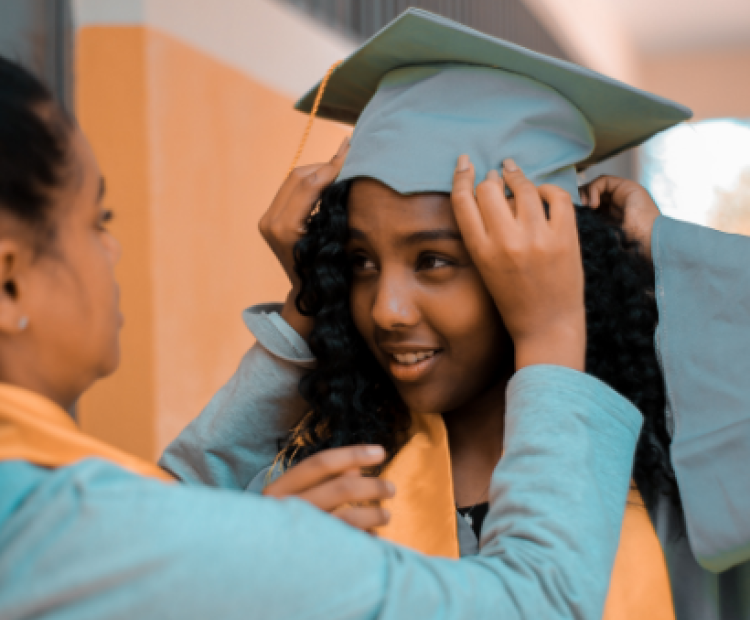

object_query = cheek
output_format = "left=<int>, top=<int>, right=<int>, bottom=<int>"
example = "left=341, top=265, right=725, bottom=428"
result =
left=350, top=281, right=374, bottom=344
left=429, top=273, right=510, bottom=367
left=56, top=236, right=119, bottom=340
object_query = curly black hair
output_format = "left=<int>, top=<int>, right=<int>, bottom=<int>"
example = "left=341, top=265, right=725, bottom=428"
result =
left=281, top=179, right=678, bottom=509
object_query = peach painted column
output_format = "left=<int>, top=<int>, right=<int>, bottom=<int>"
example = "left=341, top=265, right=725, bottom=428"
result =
left=76, top=27, right=157, bottom=458
left=73, top=0, right=353, bottom=459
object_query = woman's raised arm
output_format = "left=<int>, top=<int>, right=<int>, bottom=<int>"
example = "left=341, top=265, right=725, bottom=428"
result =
left=582, top=174, right=750, bottom=573
left=160, top=140, right=350, bottom=489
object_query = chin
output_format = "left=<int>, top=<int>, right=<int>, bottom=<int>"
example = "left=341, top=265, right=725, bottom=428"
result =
left=98, top=344, right=121, bottom=378
left=397, top=387, right=453, bottom=415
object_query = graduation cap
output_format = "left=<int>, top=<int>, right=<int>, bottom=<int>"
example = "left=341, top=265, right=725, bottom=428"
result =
left=293, top=8, right=692, bottom=202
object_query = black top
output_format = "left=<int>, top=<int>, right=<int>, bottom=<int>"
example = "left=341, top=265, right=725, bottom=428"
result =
left=456, top=501, right=490, bottom=541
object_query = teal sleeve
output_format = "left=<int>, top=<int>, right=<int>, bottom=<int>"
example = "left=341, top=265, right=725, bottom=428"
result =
left=159, top=304, right=314, bottom=489
left=0, top=365, right=640, bottom=620
left=653, top=216, right=750, bottom=572
left=478, top=365, right=642, bottom=617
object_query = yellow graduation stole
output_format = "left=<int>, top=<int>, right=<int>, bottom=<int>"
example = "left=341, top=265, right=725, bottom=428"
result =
left=0, top=382, right=173, bottom=482
left=375, top=411, right=675, bottom=619
left=374, top=411, right=459, bottom=558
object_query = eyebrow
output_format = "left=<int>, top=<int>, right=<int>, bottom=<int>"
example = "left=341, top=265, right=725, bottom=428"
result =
left=349, top=227, right=463, bottom=246
left=97, top=178, right=106, bottom=203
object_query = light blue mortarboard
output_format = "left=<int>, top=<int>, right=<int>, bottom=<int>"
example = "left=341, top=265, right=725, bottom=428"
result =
left=296, top=8, right=692, bottom=202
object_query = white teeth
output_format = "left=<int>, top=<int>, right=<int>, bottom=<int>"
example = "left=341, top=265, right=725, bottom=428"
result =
left=393, top=351, right=437, bottom=365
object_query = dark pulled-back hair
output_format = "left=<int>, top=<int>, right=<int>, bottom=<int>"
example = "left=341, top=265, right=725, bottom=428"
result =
left=0, top=55, right=72, bottom=237
left=281, top=179, right=678, bottom=508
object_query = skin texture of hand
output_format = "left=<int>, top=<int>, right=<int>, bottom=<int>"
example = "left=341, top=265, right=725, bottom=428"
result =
left=579, top=175, right=660, bottom=262
left=263, top=445, right=395, bottom=532
left=258, top=136, right=351, bottom=340
left=450, top=155, right=586, bottom=372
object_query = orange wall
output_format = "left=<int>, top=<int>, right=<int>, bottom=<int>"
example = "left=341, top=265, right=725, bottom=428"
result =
left=642, top=47, right=750, bottom=120
left=76, top=27, right=156, bottom=458
left=76, top=25, right=348, bottom=458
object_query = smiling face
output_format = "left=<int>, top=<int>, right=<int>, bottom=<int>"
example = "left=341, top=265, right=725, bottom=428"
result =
left=347, top=178, right=513, bottom=415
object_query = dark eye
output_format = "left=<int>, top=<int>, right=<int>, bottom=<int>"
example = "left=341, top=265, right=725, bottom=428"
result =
left=98, top=209, right=114, bottom=230
left=350, top=253, right=377, bottom=273
left=417, top=254, right=452, bottom=271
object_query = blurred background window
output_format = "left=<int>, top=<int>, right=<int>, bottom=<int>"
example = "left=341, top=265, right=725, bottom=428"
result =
left=0, top=0, right=74, bottom=111
left=641, top=119, right=750, bottom=234
left=277, top=0, right=568, bottom=60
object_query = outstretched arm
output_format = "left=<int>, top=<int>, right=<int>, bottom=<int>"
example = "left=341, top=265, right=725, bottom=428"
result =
left=582, top=175, right=750, bottom=572
left=161, top=140, right=351, bottom=489
left=0, top=364, right=639, bottom=620
left=653, top=215, right=750, bottom=572
left=159, top=304, right=314, bottom=489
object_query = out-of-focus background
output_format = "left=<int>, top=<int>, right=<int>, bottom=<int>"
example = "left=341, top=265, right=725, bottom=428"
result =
left=1, top=0, right=748, bottom=459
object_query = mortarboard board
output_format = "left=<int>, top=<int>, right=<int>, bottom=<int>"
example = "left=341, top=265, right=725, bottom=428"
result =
left=295, top=8, right=692, bottom=202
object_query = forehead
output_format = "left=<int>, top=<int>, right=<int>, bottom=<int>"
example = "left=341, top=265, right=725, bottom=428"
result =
left=70, top=126, right=101, bottom=184
left=347, top=178, right=457, bottom=234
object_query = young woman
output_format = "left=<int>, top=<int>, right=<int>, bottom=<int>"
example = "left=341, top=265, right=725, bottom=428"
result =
left=164, top=11, right=689, bottom=618
left=0, top=55, right=647, bottom=620
left=164, top=12, right=750, bottom=620
left=284, top=173, right=672, bottom=506
left=266, top=161, right=676, bottom=619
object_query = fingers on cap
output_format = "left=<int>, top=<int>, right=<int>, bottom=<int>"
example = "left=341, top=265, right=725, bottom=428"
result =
left=451, top=159, right=476, bottom=198
left=538, top=184, right=570, bottom=202
left=331, top=136, right=351, bottom=161
left=539, top=186, right=577, bottom=231
left=476, top=172, right=505, bottom=200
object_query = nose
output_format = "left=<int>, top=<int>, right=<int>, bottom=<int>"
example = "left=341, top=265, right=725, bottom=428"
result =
left=371, top=270, right=420, bottom=330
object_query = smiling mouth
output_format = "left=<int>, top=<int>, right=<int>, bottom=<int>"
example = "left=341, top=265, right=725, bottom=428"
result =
left=391, top=350, right=438, bottom=365
left=387, top=349, right=442, bottom=382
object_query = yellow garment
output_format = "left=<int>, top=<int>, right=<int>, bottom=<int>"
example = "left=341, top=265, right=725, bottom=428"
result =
left=0, top=382, right=173, bottom=482
left=377, top=412, right=675, bottom=619
left=603, top=489, right=675, bottom=619
left=375, top=412, right=459, bottom=558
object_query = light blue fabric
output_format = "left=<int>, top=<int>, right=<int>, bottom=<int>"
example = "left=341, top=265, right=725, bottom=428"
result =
left=339, top=65, right=594, bottom=202
left=650, top=215, right=750, bottom=620
left=1, top=364, right=641, bottom=620
left=296, top=8, right=691, bottom=170
left=158, top=306, right=313, bottom=489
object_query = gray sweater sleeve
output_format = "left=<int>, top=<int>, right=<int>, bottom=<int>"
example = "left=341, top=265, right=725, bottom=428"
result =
left=159, top=304, right=315, bottom=489
left=653, top=216, right=750, bottom=572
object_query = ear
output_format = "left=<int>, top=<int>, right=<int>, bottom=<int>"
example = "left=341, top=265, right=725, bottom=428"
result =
left=0, top=238, right=30, bottom=336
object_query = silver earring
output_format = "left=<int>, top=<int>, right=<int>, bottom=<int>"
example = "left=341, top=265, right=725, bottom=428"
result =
left=18, top=316, right=28, bottom=332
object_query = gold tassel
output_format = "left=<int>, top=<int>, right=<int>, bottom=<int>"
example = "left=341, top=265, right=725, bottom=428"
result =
left=287, top=60, right=342, bottom=176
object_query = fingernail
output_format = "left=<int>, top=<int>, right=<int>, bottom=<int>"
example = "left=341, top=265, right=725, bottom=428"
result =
left=337, top=135, right=350, bottom=153
left=487, top=169, right=500, bottom=180
left=382, top=509, right=391, bottom=520
left=456, top=154, right=470, bottom=172
left=365, top=445, right=385, bottom=458
left=503, top=158, right=519, bottom=172
left=385, top=481, right=396, bottom=495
